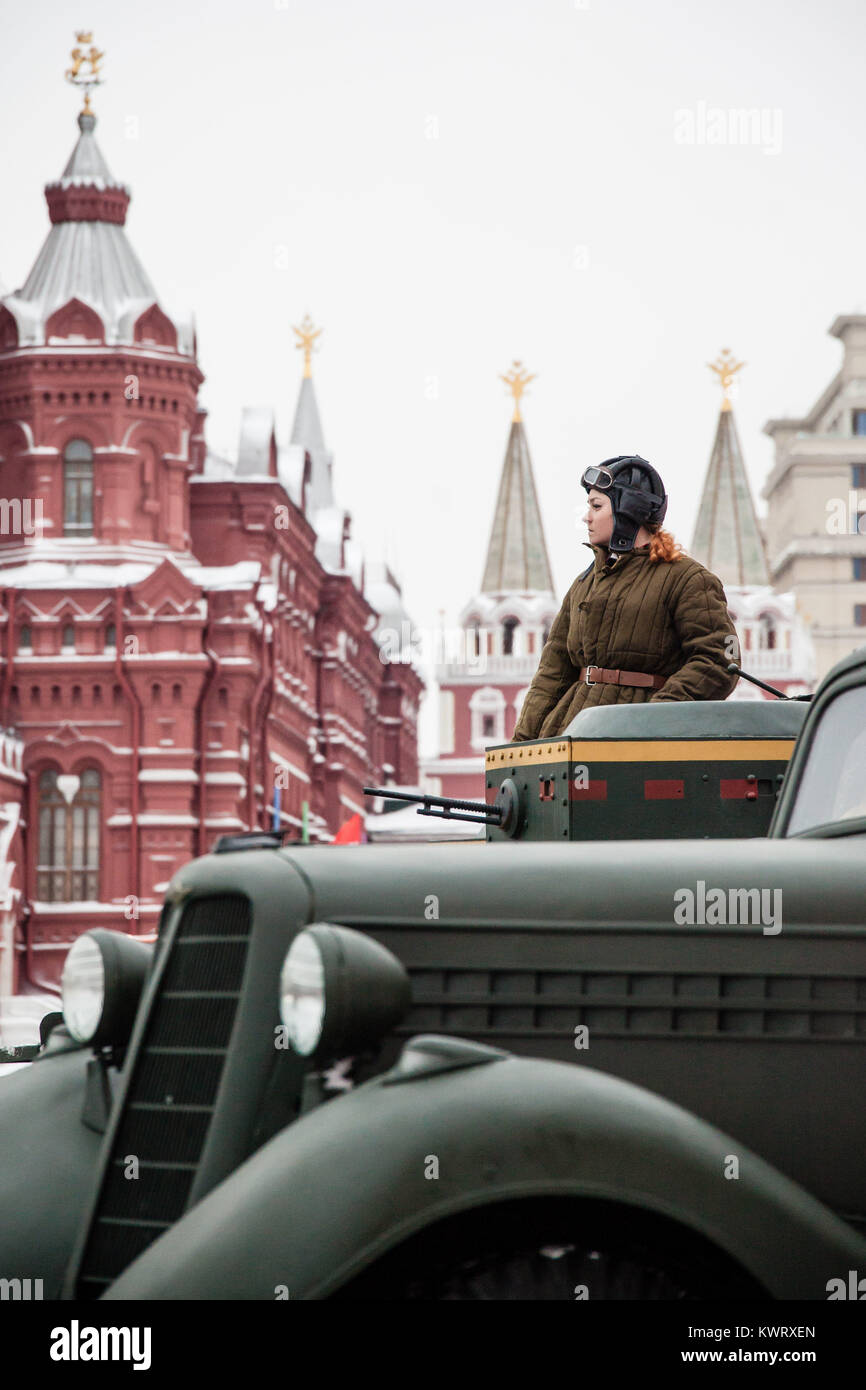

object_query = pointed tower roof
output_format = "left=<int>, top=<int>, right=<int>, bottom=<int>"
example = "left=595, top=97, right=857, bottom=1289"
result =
left=480, top=362, right=555, bottom=594
left=1, top=101, right=190, bottom=353
left=691, top=350, right=769, bottom=587
left=284, top=314, right=335, bottom=515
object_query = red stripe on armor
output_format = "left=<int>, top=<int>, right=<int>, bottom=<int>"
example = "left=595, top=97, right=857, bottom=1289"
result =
left=644, top=779, right=685, bottom=800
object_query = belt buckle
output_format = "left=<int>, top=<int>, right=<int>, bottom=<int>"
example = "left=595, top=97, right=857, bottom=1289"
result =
left=585, top=665, right=599, bottom=686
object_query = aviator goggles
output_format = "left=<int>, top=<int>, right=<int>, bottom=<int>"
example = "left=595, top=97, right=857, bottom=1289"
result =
left=581, top=465, right=615, bottom=490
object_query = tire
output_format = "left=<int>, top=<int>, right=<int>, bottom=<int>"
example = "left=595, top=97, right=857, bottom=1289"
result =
left=334, top=1200, right=766, bottom=1301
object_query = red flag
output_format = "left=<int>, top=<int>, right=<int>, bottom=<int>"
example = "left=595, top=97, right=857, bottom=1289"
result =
left=333, top=812, right=365, bottom=844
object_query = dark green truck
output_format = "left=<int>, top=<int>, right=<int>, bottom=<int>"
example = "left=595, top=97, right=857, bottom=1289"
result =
left=1, top=647, right=864, bottom=1300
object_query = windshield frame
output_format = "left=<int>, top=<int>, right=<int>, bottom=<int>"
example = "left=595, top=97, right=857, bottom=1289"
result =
left=774, top=665, right=866, bottom=838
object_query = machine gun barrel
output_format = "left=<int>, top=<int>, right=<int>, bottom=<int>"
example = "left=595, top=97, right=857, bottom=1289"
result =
left=362, top=786, right=503, bottom=826
left=728, top=664, right=817, bottom=700
left=727, top=664, right=813, bottom=702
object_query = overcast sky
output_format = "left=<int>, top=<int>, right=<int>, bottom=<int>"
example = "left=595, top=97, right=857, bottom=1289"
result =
left=4, top=0, right=865, bottom=754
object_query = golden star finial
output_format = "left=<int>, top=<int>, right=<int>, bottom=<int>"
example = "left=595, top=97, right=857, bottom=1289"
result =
left=707, top=348, right=746, bottom=413
left=292, top=313, right=323, bottom=379
left=499, top=360, right=536, bottom=422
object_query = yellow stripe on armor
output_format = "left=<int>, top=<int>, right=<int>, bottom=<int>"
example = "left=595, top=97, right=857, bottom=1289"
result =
left=485, top=739, right=796, bottom=768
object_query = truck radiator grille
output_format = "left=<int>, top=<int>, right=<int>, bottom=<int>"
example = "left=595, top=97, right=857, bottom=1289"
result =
left=75, top=894, right=251, bottom=1298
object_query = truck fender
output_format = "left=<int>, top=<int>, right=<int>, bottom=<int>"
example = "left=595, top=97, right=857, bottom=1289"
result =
left=101, top=1041, right=866, bottom=1300
left=0, top=1046, right=102, bottom=1297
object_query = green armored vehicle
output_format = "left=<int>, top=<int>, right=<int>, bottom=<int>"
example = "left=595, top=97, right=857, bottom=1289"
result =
left=0, top=650, right=864, bottom=1300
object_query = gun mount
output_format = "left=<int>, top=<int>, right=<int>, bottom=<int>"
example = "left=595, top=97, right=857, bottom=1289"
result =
left=362, top=781, right=522, bottom=834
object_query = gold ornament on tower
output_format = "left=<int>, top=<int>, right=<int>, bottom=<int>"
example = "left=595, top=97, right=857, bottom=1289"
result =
left=707, top=348, right=746, bottom=412
left=292, top=314, right=323, bottom=379
left=65, top=31, right=105, bottom=115
left=500, top=360, right=536, bottom=422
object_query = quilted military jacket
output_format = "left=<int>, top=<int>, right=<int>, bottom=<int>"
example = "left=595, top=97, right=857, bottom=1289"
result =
left=512, top=542, right=738, bottom=742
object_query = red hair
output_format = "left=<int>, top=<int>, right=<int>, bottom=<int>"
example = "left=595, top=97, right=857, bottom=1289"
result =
left=647, top=526, right=683, bottom=563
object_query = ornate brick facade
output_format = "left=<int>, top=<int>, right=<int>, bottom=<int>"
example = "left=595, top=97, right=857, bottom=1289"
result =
left=0, top=110, right=422, bottom=993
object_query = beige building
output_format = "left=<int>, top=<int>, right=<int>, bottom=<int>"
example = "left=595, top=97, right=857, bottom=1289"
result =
left=763, top=315, right=866, bottom=682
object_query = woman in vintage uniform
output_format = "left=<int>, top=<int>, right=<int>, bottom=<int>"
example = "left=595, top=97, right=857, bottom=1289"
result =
left=512, top=456, right=738, bottom=742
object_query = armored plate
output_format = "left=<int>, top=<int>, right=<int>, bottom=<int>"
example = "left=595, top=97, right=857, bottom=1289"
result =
left=485, top=699, right=808, bottom=842
left=562, top=698, right=809, bottom=741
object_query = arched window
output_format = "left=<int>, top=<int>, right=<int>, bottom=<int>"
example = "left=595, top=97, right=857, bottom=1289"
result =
left=62, top=623, right=75, bottom=650
left=93, top=684, right=102, bottom=705
left=50, top=685, right=61, bottom=706
left=63, top=439, right=94, bottom=537
left=19, top=625, right=32, bottom=651
left=30, top=685, right=40, bottom=706
left=172, top=683, right=183, bottom=704
left=502, top=617, right=519, bottom=656
left=151, top=683, right=162, bottom=706
left=37, top=767, right=101, bottom=902
left=758, top=613, right=778, bottom=651
left=469, top=687, right=506, bottom=749
left=104, top=624, right=116, bottom=650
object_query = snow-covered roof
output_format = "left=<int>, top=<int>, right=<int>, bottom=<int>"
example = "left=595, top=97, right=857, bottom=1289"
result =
left=290, top=376, right=334, bottom=514
left=0, top=554, right=260, bottom=592
left=313, top=503, right=348, bottom=572
left=193, top=561, right=260, bottom=590
left=199, top=448, right=236, bottom=481
left=58, top=118, right=121, bottom=189
left=276, top=443, right=306, bottom=508
left=1, top=113, right=192, bottom=355
left=237, top=407, right=276, bottom=477
left=364, top=559, right=414, bottom=640
left=458, top=590, right=558, bottom=625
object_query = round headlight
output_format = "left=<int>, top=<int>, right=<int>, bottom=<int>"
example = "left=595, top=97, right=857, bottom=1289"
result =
left=279, top=924, right=411, bottom=1063
left=279, top=931, right=326, bottom=1056
left=61, top=934, right=105, bottom=1043
left=61, top=929, right=153, bottom=1048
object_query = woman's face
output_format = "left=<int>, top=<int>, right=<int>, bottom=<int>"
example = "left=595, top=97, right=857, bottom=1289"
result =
left=584, top=488, right=614, bottom=546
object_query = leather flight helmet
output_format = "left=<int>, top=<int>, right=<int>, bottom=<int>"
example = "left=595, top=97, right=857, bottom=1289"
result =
left=581, top=455, right=668, bottom=554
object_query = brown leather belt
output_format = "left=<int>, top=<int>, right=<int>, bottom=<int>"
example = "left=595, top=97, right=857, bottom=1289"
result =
left=579, top=665, right=667, bottom=690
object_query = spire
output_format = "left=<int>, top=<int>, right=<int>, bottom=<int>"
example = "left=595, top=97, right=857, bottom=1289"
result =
left=480, top=363, right=555, bottom=593
left=286, top=316, right=335, bottom=516
left=691, top=351, right=769, bottom=586
left=44, top=110, right=131, bottom=225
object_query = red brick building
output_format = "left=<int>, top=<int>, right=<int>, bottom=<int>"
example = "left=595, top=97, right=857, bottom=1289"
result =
left=0, top=107, right=422, bottom=994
